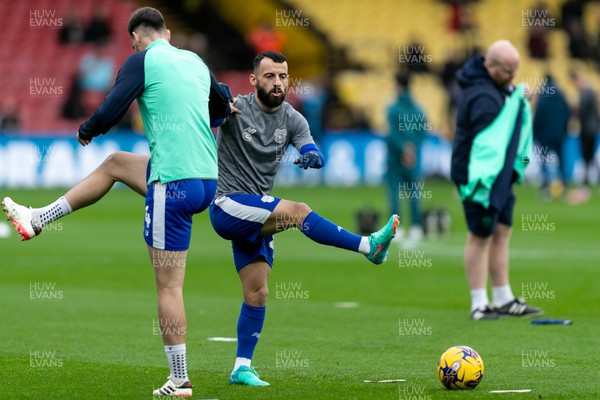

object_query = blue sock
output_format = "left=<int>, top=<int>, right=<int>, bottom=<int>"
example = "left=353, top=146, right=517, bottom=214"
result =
left=236, top=302, right=266, bottom=359
left=300, top=211, right=362, bottom=252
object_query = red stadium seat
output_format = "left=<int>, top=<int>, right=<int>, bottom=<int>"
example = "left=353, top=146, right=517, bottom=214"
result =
left=2, top=0, right=135, bottom=132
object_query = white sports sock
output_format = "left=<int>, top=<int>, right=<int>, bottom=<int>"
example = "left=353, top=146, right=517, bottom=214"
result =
left=492, top=284, right=515, bottom=307
left=233, top=357, right=251, bottom=372
left=470, top=288, right=489, bottom=312
left=358, top=237, right=370, bottom=254
left=31, top=196, right=72, bottom=228
left=165, top=344, right=188, bottom=385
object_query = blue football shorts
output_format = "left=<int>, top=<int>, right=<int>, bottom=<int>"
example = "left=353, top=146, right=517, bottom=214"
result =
left=209, top=194, right=281, bottom=271
left=144, top=167, right=216, bottom=251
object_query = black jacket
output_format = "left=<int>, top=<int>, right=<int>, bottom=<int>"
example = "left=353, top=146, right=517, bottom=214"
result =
left=451, top=56, right=523, bottom=210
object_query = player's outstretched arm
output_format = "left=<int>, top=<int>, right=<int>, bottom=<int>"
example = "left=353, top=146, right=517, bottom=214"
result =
left=77, top=52, right=146, bottom=143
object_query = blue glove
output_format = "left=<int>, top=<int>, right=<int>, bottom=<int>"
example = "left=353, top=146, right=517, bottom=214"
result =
left=294, top=150, right=324, bottom=169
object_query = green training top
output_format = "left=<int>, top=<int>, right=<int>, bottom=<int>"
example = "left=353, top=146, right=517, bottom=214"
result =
left=140, top=39, right=217, bottom=183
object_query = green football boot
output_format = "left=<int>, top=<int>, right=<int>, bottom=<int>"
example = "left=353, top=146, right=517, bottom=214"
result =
left=365, top=214, right=400, bottom=265
left=229, top=366, right=270, bottom=386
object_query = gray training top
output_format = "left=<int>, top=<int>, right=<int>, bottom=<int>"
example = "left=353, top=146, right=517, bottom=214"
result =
left=215, top=93, right=315, bottom=197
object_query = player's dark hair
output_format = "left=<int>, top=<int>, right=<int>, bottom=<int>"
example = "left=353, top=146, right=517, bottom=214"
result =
left=395, top=72, right=410, bottom=89
left=253, top=51, right=287, bottom=73
left=127, top=7, right=166, bottom=36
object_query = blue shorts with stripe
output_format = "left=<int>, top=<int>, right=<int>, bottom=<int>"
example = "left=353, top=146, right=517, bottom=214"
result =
left=144, top=174, right=216, bottom=251
left=209, top=194, right=281, bottom=271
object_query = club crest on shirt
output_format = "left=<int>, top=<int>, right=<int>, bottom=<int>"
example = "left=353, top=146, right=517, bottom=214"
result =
left=242, top=127, right=257, bottom=141
left=274, top=128, right=287, bottom=144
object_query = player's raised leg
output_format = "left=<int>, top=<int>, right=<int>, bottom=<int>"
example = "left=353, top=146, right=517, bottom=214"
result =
left=260, top=199, right=399, bottom=265
left=150, top=247, right=193, bottom=397
left=64, top=152, right=149, bottom=209
left=2, top=152, right=149, bottom=240
left=229, top=259, right=271, bottom=387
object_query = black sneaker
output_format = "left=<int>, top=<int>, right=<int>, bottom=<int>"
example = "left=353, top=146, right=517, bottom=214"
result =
left=496, top=297, right=544, bottom=318
left=470, top=305, right=500, bottom=320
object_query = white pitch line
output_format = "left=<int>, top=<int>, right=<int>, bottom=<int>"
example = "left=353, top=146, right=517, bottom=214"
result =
left=207, top=337, right=237, bottom=342
left=334, top=302, right=359, bottom=308
left=363, top=379, right=406, bottom=383
left=489, top=389, right=532, bottom=393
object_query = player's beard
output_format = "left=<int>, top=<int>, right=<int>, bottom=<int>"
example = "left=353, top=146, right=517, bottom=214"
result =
left=256, top=84, right=286, bottom=108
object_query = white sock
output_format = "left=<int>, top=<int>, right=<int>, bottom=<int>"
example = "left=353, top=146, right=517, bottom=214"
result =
left=470, top=288, right=489, bottom=312
left=492, top=284, right=515, bottom=307
left=358, top=237, right=370, bottom=254
left=233, top=357, right=251, bottom=372
left=31, top=196, right=72, bottom=228
left=165, top=344, right=188, bottom=385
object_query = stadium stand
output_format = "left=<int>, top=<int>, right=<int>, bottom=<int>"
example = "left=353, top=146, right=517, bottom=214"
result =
left=285, top=0, right=600, bottom=135
left=3, top=0, right=600, bottom=135
left=0, top=0, right=136, bottom=132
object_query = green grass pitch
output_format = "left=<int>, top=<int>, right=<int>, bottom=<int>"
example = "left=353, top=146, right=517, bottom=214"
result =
left=0, top=182, right=598, bottom=399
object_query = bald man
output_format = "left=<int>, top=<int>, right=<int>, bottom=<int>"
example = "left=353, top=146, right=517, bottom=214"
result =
left=451, top=40, right=543, bottom=320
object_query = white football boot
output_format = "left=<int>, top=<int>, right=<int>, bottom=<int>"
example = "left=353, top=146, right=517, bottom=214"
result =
left=152, top=376, right=192, bottom=397
left=2, top=197, right=41, bottom=241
